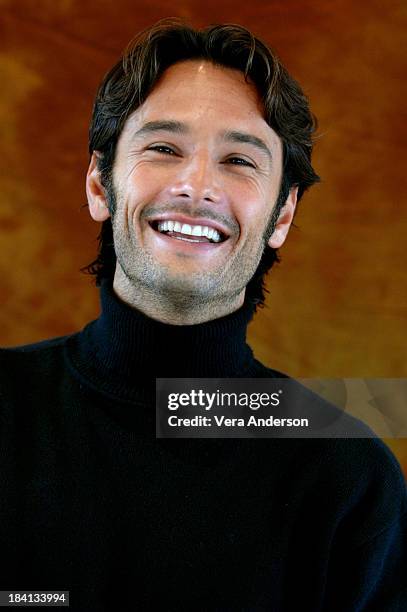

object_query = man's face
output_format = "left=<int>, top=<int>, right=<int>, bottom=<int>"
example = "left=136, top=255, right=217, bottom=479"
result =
left=88, top=60, right=296, bottom=306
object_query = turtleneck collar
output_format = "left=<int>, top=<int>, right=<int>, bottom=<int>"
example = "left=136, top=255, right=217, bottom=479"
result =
left=67, top=280, right=258, bottom=403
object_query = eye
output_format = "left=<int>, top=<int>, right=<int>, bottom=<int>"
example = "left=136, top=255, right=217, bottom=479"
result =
left=147, top=145, right=176, bottom=155
left=225, top=157, right=256, bottom=168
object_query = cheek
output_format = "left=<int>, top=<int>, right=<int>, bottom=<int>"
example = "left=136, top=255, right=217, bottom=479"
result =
left=228, top=172, right=273, bottom=210
left=120, top=165, right=169, bottom=209
left=240, top=209, right=272, bottom=242
left=237, top=178, right=280, bottom=231
left=231, top=189, right=272, bottom=236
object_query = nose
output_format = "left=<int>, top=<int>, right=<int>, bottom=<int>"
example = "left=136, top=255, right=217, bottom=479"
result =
left=168, top=153, right=223, bottom=205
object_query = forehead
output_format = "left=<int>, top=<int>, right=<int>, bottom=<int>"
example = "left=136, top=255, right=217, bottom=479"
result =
left=123, top=60, right=280, bottom=150
left=144, top=60, right=263, bottom=112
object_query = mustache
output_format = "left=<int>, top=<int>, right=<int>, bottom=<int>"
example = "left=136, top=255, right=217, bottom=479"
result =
left=140, top=204, right=240, bottom=236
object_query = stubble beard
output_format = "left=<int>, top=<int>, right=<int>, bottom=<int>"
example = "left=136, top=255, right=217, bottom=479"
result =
left=108, top=185, right=280, bottom=312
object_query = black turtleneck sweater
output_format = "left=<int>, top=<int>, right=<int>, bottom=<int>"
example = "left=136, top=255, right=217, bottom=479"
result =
left=0, top=281, right=406, bottom=611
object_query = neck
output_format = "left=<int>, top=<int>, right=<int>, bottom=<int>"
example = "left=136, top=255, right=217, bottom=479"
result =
left=67, top=277, right=258, bottom=403
left=112, top=265, right=246, bottom=325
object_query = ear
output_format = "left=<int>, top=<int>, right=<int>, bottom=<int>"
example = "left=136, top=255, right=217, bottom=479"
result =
left=267, top=186, right=298, bottom=249
left=86, top=152, right=111, bottom=222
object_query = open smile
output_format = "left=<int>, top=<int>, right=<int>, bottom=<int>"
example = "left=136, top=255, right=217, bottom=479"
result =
left=149, top=218, right=229, bottom=245
left=148, top=213, right=233, bottom=248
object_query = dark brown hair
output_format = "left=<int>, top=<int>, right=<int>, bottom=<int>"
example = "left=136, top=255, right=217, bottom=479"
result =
left=82, top=19, right=320, bottom=308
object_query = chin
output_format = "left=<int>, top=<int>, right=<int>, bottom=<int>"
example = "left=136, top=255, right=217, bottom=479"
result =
left=152, top=269, right=225, bottom=298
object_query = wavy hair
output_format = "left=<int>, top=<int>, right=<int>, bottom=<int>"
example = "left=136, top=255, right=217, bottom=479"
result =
left=82, top=19, right=320, bottom=308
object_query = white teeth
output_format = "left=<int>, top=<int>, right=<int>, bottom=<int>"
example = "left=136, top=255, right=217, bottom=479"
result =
left=156, top=220, right=224, bottom=242
left=174, top=236, right=202, bottom=243
left=211, top=229, right=221, bottom=242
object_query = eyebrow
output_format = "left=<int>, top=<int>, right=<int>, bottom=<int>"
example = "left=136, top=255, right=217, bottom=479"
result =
left=221, top=130, right=273, bottom=162
left=131, top=120, right=188, bottom=139
left=131, top=120, right=273, bottom=161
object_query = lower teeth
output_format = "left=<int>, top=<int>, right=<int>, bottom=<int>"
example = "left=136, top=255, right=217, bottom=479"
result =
left=174, top=236, right=205, bottom=243
left=159, top=230, right=213, bottom=243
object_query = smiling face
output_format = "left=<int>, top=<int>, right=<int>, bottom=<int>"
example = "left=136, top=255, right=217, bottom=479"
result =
left=87, top=60, right=297, bottom=319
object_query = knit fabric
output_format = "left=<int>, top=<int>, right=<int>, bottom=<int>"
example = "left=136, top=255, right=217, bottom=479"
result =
left=0, top=281, right=406, bottom=611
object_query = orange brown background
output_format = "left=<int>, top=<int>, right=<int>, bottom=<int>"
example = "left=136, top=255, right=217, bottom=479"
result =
left=0, top=1, right=406, bottom=471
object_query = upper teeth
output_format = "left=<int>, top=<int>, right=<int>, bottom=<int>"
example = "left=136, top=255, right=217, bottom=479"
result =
left=157, top=220, right=222, bottom=242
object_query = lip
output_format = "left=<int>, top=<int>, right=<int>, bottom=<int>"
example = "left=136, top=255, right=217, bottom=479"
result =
left=145, top=213, right=232, bottom=239
left=149, top=227, right=227, bottom=253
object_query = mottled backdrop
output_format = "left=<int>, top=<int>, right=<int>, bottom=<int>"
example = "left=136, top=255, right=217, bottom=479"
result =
left=0, top=0, right=406, bottom=469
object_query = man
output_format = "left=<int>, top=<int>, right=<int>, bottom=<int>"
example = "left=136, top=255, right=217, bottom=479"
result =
left=0, top=20, right=406, bottom=611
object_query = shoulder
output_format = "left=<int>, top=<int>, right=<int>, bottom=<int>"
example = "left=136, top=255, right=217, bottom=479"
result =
left=247, top=360, right=376, bottom=437
left=318, top=437, right=407, bottom=545
left=0, top=334, right=72, bottom=360
left=0, top=334, right=72, bottom=353
left=0, top=334, right=75, bottom=382
left=246, top=362, right=407, bottom=521
left=324, top=436, right=406, bottom=493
